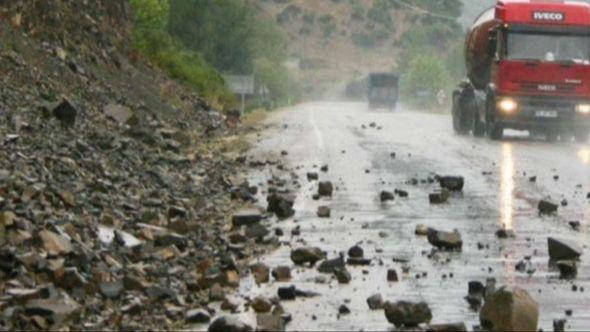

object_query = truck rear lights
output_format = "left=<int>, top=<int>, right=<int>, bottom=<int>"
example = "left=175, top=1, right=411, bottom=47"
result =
left=498, top=98, right=518, bottom=113
left=576, top=104, right=590, bottom=114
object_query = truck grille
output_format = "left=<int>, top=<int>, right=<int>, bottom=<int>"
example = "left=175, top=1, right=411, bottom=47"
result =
left=519, top=82, right=576, bottom=94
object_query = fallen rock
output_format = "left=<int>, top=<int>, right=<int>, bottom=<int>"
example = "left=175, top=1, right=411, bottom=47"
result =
left=395, top=189, right=409, bottom=198
left=334, top=268, right=351, bottom=284
left=367, top=294, right=384, bottom=310
left=426, top=323, right=467, bottom=332
left=250, top=263, right=270, bottom=284
left=387, top=269, right=399, bottom=282
left=496, top=229, right=516, bottom=239
left=427, top=228, right=462, bottom=250
left=208, top=316, right=253, bottom=332
left=271, top=266, right=292, bottom=282
left=480, top=286, right=538, bottom=331
left=318, top=256, right=345, bottom=274
left=465, top=281, right=485, bottom=309
left=277, top=286, right=297, bottom=300
left=317, top=206, right=331, bottom=218
left=99, top=280, right=124, bottom=299
left=251, top=296, right=273, bottom=313
left=380, top=191, right=394, bottom=202
left=557, top=260, right=577, bottom=279
left=348, top=245, right=364, bottom=258
left=384, top=301, right=433, bottom=327
left=338, top=304, right=351, bottom=315
left=429, top=190, right=449, bottom=204
left=186, top=309, right=211, bottom=324
left=209, top=283, right=226, bottom=302
left=438, top=176, right=464, bottom=192
left=553, top=319, right=566, bottom=332
left=38, top=230, right=72, bottom=256
left=307, top=172, right=319, bottom=181
left=548, top=237, right=582, bottom=261
left=267, top=193, right=295, bottom=219
left=232, top=209, right=263, bottom=227
left=256, top=314, right=285, bottom=332
left=52, top=98, right=78, bottom=127
left=318, top=181, right=333, bottom=197
left=415, top=224, right=429, bottom=236
left=291, top=247, right=326, bottom=266
left=104, top=103, right=135, bottom=125
left=24, top=297, right=80, bottom=324
left=245, top=224, right=270, bottom=240
left=538, top=200, right=558, bottom=215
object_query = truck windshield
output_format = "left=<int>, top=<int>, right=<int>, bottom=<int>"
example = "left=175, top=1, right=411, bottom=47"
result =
left=506, top=32, right=590, bottom=63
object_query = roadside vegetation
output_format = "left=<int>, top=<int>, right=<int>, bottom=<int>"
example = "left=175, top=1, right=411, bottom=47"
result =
left=130, top=0, right=300, bottom=109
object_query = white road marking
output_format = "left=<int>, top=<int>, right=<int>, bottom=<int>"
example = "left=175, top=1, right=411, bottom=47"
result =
left=308, top=106, right=325, bottom=151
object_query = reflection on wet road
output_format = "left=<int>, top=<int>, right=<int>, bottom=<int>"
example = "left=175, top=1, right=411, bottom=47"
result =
left=243, top=102, right=590, bottom=331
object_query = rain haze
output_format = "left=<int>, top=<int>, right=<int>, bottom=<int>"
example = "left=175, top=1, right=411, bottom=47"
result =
left=1, top=0, right=590, bottom=331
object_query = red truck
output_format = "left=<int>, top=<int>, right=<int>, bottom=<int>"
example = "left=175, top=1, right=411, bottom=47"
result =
left=452, top=0, right=590, bottom=141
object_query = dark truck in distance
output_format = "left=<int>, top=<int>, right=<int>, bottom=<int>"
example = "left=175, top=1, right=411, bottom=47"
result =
left=368, top=73, right=399, bottom=110
left=452, top=0, right=590, bottom=141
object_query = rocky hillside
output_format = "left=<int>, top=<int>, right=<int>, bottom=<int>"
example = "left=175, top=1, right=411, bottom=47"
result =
left=0, top=1, right=266, bottom=330
left=257, top=0, right=463, bottom=98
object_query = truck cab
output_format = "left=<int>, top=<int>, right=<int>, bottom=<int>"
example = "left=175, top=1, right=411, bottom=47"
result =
left=453, top=0, right=590, bottom=141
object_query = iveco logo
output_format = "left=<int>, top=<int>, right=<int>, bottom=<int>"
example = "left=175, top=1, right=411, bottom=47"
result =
left=533, top=12, right=565, bottom=21
left=538, top=84, right=557, bottom=91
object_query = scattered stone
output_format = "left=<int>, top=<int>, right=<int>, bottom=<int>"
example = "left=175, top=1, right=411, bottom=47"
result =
left=480, top=286, right=539, bottom=332
left=346, top=257, right=372, bottom=266
left=548, top=237, right=582, bottom=261
left=320, top=165, right=329, bottom=172
left=426, top=323, right=467, bottom=332
left=395, top=189, right=409, bottom=198
left=334, top=268, right=351, bottom=284
left=569, top=221, right=581, bottom=231
left=250, top=263, right=270, bottom=284
left=427, top=228, right=462, bottom=250
left=415, top=224, right=429, bottom=236
left=429, top=190, right=449, bottom=204
left=384, top=301, right=433, bottom=327
left=272, top=266, right=292, bottom=282
left=338, top=304, right=351, bottom=315
left=553, top=319, right=566, bottom=332
left=387, top=269, right=399, bottom=282
left=24, top=297, right=80, bottom=324
left=209, top=283, right=226, bottom=302
left=267, top=193, right=295, bottom=219
left=277, top=286, right=297, bottom=300
left=367, top=294, right=384, bottom=310
left=246, top=224, right=270, bottom=240
left=99, top=280, right=124, bottom=299
left=438, top=176, right=464, bottom=192
left=307, top=172, right=319, bottom=181
left=317, top=206, right=331, bottom=218
left=380, top=191, right=394, bottom=202
left=291, top=247, right=326, bottom=266
left=208, top=316, right=253, bottom=332
left=221, top=298, right=239, bottom=312
left=38, top=230, right=72, bottom=256
left=186, top=309, right=211, bottom=324
left=52, top=98, right=78, bottom=126
left=557, top=260, right=577, bottom=279
left=104, top=103, right=135, bottom=124
left=318, top=256, right=345, bottom=274
left=251, top=296, right=272, bottom=313
left=496, top=229, right=516, bottom=239
left=538, top=200, right=558, bottom=215
left=256, top=314, right=285, bottom=332
left=318, top=181, right=333, bottom=197
left=232, top=209, right=263, bottom=227
left=348, top=245, right=364, bottom=258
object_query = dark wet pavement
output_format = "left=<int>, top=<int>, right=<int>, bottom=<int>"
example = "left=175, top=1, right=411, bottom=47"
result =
left=239, top=102, right=590, bottom=331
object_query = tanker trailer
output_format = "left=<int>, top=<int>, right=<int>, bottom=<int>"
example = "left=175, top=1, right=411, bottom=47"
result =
left=452, top=0, right=590, bottom=141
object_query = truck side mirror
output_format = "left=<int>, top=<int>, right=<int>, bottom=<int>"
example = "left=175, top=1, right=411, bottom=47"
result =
left=487, top=31, right=497, bottom=58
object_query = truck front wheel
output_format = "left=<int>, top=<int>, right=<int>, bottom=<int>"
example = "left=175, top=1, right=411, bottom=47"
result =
left=452, top=92, right=470, bottom=135
left=486, top=122, right=504, bottom=140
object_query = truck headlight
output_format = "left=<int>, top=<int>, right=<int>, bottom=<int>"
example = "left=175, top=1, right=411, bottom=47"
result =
left=498, top=98, right=517, bottom=113
left=576, top=104, right=590, bottom=114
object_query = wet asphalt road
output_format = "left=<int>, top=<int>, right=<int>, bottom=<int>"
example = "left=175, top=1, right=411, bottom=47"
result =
left=240, top=102, right=590, bottom=331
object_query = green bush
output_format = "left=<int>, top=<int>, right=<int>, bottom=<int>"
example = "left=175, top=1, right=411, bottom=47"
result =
left=401, top=54, right=450, bottom=108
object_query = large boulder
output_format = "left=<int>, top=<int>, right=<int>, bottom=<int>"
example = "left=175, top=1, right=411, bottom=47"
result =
left=438, top=176, right=464, bottom=192
left=208, top=316, right=253, bottom=332
left=548, top=237, right=582, bottom=261
left=290, top=247, right=326, bottom=266
left=384, top=301, right=432, bottom=327
left=480, top=286, right=539, bottom=332
left=427, top=228, right=462, bottom=250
